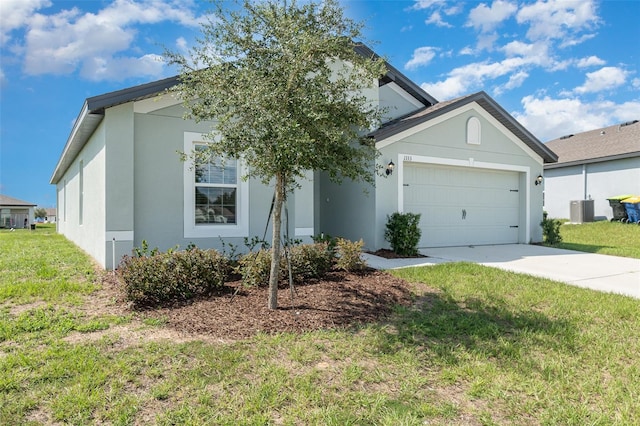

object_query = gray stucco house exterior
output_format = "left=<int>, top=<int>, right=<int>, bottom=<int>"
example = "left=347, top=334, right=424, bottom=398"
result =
left=50, top=47, right=557, bottom=269
left=543, top=120, right=640, bottom=220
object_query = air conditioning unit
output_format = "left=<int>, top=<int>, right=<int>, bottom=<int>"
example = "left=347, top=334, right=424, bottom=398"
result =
left=570, top=200, right=594, bottom=223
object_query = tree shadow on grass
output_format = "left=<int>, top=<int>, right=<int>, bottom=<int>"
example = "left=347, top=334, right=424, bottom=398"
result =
left=371, top=289, right=577, bottom=367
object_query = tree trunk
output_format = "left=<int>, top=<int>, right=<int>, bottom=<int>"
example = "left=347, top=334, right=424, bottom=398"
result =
left=268, top=173, right=285, bottom=310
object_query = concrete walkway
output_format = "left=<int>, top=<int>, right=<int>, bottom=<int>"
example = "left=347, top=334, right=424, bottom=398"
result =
left=362, top=244, right=640, bottom=299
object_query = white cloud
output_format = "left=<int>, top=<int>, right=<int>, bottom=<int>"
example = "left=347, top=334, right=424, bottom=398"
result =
left=81, top=53, right=164, bottom=81
left=411, top=0, right=445, bottom=10
left=513, top=95, right=640, bottom=141
left=0, top=0, right=51, bottom=43
left=425, top=11, right=452, bottom=28
left=576, top=55, right=605, bottom=68
left=405, top=46, right=438, bottom=70
left=496, top=70, right=529, bottom=94
left=0, top=67, right=6, bottom=86
left=574, top=66, right=628, bottom=94
left=516, top=0, right=599, bottom=43
left=467, top=0, right=517, bottom=33
left=15, top=0, right=201, bottom=80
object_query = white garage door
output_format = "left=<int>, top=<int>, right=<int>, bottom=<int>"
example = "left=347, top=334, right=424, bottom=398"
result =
left=403, top=163, right=521, bottom=247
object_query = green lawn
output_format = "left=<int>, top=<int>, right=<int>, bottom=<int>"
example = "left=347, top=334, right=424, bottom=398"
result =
left=1, top=225, right=639, bottom=425
left=553, top=220, right=640, bottom=259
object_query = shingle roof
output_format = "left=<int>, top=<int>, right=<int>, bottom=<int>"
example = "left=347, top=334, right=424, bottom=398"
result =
left=370, top=91, right=558, bottom=164
left=544, top=120, right=640, bottom=169
left=0, top=194, right=37, bottom=207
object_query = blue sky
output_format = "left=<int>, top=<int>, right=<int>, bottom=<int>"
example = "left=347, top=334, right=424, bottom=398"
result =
left=1, top=0, right=638, bottom=208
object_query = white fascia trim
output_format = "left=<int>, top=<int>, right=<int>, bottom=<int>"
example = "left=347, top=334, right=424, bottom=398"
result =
left=106, top=231, right=134, bottom=241
left=378, top=102, right=543, bottom=166
left=133, top=93, right=182, bottom=114
left=385, top=81, right=425, bottom=109
left=183, top=132, right=250, bottom=239
left=397, top=154, right=531, bottom=243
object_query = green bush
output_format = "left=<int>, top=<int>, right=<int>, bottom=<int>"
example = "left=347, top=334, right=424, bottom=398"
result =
left=287, top=242, right=334, bottom=280
left=335, top=238, right=366, bottom=272
left=118, top=248, right=229, bottom=307
left=541, top=211, right=563, bottom=245
left=384, top=212, right=422, bottom=256
left=236, top=249, right=276, bottom=287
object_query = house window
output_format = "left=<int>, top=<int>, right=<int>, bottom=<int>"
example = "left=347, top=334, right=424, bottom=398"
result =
left=183, top=132, right=249, bottom=238
left=63, top=179, right=67, bottom=222
left=79, top=160, right=84, bottom=225
left=194, top=145, right=238, bottom=225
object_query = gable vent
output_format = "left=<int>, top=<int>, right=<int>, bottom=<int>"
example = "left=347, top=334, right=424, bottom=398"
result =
left=559, top=134, right=574, bottom=140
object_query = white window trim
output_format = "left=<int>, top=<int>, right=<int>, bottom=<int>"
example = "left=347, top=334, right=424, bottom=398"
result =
left=183, top=132, right=249, bottom=238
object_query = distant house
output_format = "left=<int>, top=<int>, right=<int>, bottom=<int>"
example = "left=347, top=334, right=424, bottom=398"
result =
left=50, top=44, right=557, bottom=270
left=0, top=194, right=37, bottom=228
left=543, top=120, right=640, bottom=219
left=45, top=208, right=57, bottom=223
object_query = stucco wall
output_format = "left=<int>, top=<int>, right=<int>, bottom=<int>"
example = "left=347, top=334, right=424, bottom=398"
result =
left=132, top=109, right=286, bottom=253
left=544, top=156, right=640, bottom=220
left=56, top=121, right=107, bottom=266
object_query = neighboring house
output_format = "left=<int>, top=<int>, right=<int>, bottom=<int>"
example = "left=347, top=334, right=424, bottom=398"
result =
left=543, top=120, right=640, bottom=220
left=45, top=208, right=57, bottom=223
left=50, top=45, right=557, bottom=269
left=0, top=194, right=36, bottom=228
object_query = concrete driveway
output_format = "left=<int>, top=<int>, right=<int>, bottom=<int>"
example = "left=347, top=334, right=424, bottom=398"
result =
left=362, top=244, right=640, bottom=299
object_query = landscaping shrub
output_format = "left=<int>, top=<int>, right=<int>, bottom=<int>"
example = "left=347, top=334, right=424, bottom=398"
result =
left=287, top=242, right=334, bottom=280
left=384, top=212, right=422, bottom=256
left=118, top=248, right=229, bottom=307
left=236, top=249, right=276, bottom=287
left=335, top=238, right=366, bottom=272
left=541, top=211, right=563, bottom=245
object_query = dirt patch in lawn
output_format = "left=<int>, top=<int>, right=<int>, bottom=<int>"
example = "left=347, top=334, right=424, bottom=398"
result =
left=94, top=268, right=415, bottom=341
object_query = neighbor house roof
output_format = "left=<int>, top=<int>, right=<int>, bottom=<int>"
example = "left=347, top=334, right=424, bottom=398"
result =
left=50, top=44, right=438, bottom=185
left=544, top=120, right=640, bottom=169
left=0, top=194, right=37, bottom=207
left=369, top=91, right=558, bottom=164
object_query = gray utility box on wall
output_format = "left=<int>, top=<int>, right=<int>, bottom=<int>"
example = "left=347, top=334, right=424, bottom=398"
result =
left=570, top=199, right=594, bottom=223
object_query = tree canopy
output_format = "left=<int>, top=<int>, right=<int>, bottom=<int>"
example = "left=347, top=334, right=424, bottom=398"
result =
left=166, top=0, right=387, bottom=309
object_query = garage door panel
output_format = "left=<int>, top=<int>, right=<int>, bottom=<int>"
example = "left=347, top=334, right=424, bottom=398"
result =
left=403, top=163, right=521, bottom=247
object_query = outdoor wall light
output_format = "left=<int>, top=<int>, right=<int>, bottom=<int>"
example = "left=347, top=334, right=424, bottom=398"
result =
left=535, top=174, right=543, bottom=185
left=385, top=160, right=395, bottom=176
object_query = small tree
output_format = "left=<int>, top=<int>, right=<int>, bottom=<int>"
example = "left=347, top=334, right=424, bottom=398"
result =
left=166, top=0, right=386, bottom=309
left=34, top=208, right=47, bottom=220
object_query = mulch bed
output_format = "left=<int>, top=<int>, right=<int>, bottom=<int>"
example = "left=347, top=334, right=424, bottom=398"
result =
left=104, top=268, right=414, bottom=340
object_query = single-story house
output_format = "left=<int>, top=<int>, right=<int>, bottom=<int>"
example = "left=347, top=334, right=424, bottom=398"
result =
left=543, top=120, right=640, bottom=220
left=0, top=194, right=36, bottom=228
left=50, top=45, right=557, bottom=269
left=45, top=208, right=57, bottom=223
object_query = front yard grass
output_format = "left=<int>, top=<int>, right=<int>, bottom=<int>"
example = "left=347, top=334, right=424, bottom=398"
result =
left=1, top=225, right=639, bottom=424
left=553, top=220, right=640, bottom=259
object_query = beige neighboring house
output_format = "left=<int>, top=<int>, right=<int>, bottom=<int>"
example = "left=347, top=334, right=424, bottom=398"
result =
left=0, top=194, right=37, bottom=228
left=543, top=120, right=640, bottom=220
left=45, top=208, right=57, bottom=223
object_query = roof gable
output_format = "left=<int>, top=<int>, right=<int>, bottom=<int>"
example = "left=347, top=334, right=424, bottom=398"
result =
left=544, top=120, right=640, bottom=168
left=370, top=91, right=558, bottom=164
left=0, top=194, right=37, bottom=207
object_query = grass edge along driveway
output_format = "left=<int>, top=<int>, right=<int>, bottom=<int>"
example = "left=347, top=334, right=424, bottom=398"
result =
left=1, top=225, right=639, bottom=425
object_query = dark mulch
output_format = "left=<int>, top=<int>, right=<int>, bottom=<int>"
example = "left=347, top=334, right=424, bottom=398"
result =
left=105, top=268, right=415, bottom=340
left=368, top=248, right=427, bottom=259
